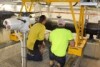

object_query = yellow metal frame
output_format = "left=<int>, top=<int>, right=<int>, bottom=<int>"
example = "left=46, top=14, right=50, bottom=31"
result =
left=22, top=0, right=80, bottom=2
left=68, top=2, right=87, bottom=56
left=19, top=0, right=34, bottom=16
left=10, top=33, right=22, bottom=41
left=20, top=0, right=86, bottom=56
left=10, top=0, right=87, bottom=56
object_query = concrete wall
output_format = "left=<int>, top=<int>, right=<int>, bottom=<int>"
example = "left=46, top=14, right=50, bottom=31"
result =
left=0, top=29, right=10, bottom=44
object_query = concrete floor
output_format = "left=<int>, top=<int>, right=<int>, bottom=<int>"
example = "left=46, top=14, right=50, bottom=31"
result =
left=0, top=50, right=100, bottom=67
left=0, top=56, right=100, bottom=67
left=0, top=41, right=100, bottom=67
left=80, top=58, right=100, bottom=67
left=0, top=49, right=49, bottom=67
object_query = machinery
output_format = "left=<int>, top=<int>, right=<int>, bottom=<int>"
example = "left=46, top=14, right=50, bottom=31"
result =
left=0, top=11, right=38, bottom=29
left=0, top=11, right=15, bottom=28
left=3, top=15, right=31, bottom=67
left=0, top=11, right=100, bottom=41
left=0, top=11, right=37, bottom=41
left=80, top=0, right=97, bottom=5
left=45, top=19, right=100, bottom=40
left=1, top=0, right=99, bottom=67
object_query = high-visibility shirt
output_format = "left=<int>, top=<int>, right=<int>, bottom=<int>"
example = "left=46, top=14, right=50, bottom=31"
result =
left=49, top=28, right=73, bottom=57
left=27, top=23, right=46, bottom=50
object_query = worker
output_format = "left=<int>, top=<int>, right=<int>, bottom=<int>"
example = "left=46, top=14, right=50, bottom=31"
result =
left=27, top=15, right=46, bottom=61
left=49, top=19, right=75, bottom=67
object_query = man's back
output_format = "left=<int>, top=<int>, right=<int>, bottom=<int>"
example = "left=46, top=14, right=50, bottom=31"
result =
left=49, top=28, right=73, bottom=57
left=27, top=23, right=45, bottom=50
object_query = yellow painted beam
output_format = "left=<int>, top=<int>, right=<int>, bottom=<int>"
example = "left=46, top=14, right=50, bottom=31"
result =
left=78, top=6, right=83, bottom=39
left=29, top=2, right=34, bottom=12
left=22, top=0, right=80, bottom=2
left=69, top=2, right=80, bottom=46
left=81, top=6, right=85, bottom=39
left=78, top=6, right=85, bottom=39
left=18, top=4, right=24, bottom=17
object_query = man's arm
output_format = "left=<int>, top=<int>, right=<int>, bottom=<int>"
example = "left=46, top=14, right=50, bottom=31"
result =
left=38, top=26, right=46, bottom=47
left=48, top=32, right=52, bottom=44
left=38, top=27, right=46, bottom=53
left=67, top=30, right=75, bottom=47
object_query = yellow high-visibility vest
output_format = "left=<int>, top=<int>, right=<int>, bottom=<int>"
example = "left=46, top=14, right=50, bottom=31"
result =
left=49, top=28, right=73, bottom=57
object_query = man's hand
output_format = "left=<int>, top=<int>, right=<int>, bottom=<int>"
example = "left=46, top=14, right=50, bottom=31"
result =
left=69, top=40, right=75, bottom=47
left=39, top=42, right=46, bottom=54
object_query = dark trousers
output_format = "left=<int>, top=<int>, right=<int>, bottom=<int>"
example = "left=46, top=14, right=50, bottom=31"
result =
left=27, top=40, right=43, bottom=61
left=49, top=51, right=66, bottom=67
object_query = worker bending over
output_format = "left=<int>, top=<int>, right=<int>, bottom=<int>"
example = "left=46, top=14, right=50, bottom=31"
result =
left=49, top=19, right=75, bottom=67
left=27, top=15, right=46, bottom=61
